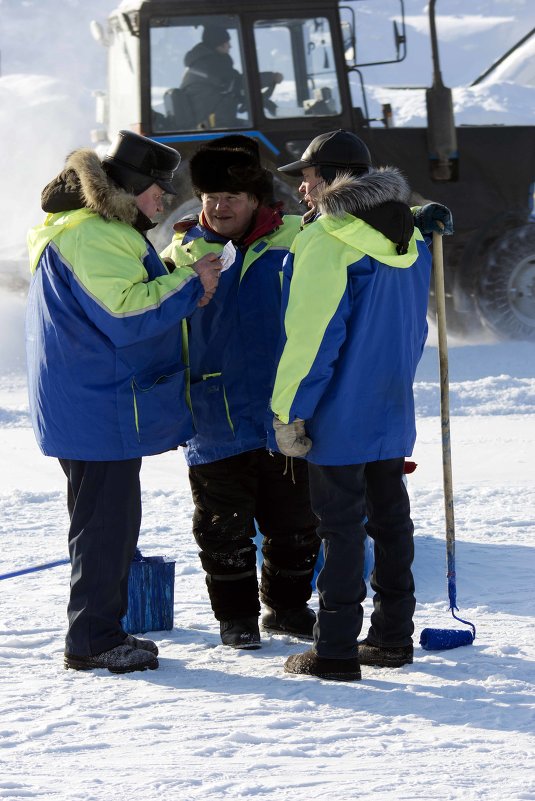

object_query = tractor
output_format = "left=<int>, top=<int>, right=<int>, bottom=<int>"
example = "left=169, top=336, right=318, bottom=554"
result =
left=90, top=0, right=535, bottom=340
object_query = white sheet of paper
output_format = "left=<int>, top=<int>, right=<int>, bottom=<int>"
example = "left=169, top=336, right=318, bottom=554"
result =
left=219, top=240, right=237, bottom=271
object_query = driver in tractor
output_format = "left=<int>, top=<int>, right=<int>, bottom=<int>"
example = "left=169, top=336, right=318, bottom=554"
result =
left=180, top=26, right=283, bottom=128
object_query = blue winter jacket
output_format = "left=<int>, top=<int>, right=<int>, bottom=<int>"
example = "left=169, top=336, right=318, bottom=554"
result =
left=26, top=149, right=204, bottom=461
left=271, top=170, right=432, bottom=466
left=162, top=211, right=302, bottom=465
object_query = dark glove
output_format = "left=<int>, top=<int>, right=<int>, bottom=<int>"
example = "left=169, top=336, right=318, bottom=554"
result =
left=273, top=417, right=312, bottom=457
left=413, top=203, right=454, bottom=235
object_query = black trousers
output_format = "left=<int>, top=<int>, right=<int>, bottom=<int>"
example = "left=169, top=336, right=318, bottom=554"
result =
left=308, top=458, right=415, bottom=659
left=189, top=449, right=320, bottom=621
left=59, top=458, right=142, bottom=656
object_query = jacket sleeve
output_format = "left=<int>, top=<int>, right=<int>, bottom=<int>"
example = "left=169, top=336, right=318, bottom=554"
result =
left=64, top=222, right=203, bottom=348
left=160, top=231, right=199, bottom=269
left=271, top=227, right=352, bottom=424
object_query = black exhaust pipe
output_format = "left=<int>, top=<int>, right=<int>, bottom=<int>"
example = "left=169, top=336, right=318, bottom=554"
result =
left=426, top=0, right=458, bottom=181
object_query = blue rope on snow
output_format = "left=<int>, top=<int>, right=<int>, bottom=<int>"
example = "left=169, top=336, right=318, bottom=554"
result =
left=0, top=549, right=153, bottom=581
left=0, top=558, right=70, bottom=581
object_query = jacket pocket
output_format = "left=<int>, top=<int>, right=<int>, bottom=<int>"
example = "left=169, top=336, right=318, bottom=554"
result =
left=190, top=372, right=235, bottom=442
left=131, top=365, right=189, bottom=444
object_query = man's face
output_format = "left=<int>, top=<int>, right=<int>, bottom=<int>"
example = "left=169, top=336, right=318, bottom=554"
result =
left=135, top=183, right=165, bottom=220
left=299, top=166, right=324, bottom=209
left=216, top=40, right=231, bottom=54
left=202, top=191, right=258, bottom=240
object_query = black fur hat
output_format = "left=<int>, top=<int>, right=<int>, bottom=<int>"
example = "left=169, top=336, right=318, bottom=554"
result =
left=204, top=134, right=261, bottom=162
left=189, top=145, right=272, bottom=202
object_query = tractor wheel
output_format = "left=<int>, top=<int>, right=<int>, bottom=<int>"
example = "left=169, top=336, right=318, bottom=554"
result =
left=476, top=224, right=535, bottom=341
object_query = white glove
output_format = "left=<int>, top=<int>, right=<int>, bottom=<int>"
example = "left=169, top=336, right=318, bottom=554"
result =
left=273, top=417, right=312, bottom=457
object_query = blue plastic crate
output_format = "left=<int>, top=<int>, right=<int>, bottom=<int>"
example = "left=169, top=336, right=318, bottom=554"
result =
left=121, top=555, right=175, bottom=634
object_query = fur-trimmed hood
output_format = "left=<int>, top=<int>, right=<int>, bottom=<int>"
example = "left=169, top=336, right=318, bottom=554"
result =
left=41, top=148, right=143, bottom=229
left=315, top=167, right=410, bottom=216
left=314, top=167, right=414, bottom=254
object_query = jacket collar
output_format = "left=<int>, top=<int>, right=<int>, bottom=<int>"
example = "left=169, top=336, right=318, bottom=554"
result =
left=315, top=167, right=414, bottom=255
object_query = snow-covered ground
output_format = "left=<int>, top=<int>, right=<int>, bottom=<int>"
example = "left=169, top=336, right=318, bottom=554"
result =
left=1, top=294, right=534, bottom=800
left=0, top=2, right=534, bottom=799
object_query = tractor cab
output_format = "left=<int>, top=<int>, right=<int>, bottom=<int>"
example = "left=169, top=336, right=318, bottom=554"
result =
left=150, top=13, right=344, bottom=133
left=92, top=0, right=404, bottom=166
left=91, top=0, right=535, bottom=342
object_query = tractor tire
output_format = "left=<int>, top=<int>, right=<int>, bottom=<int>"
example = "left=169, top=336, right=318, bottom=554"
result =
left=476, top=224, right=535, bottom=341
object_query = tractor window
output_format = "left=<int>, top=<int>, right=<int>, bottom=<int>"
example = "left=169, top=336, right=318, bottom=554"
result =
left=253, top=17, right=341, bottom=119
left=149, top=16, right=251, bottom=132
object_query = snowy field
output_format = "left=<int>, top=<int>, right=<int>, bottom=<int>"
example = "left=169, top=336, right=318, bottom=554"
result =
left=1, top=1, right=534, bottom=798
left=1, top=295, right=534, bottom=800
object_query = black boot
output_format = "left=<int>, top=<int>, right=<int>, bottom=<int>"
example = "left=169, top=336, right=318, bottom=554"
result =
left=220, top=617, right=261, bottom=649
left=64, top=643, right=159, bottom=674
left=262, top=605, right=316, bottom=639
left=284, top=649, right=361, bottom=681
left=357, top=638, right=413, bottom=667
left=124, top=633, right=159, bottom=656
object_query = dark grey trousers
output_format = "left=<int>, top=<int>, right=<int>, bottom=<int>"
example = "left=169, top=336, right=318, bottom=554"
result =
left=59, top=458, right=142, bottom=656
left=308, top=458, right=415, bottom=659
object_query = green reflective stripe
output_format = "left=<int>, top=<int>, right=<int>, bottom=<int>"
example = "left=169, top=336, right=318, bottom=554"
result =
left=222, top=385, right=234, bottom=434
left=272, top=226, right=349, bottom=423
left=131, top=381, right=140, bottom=440
left=202, top=373, right=234, bottom=432
left=181, top=318, right=191, bottom=410
left=195, top=371, right=234, bottom=433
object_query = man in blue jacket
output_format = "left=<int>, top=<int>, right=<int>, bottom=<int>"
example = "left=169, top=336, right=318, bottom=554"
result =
left=162, top=136, right=320, bottom=649
left=272, top=130, right=450, bottom=680
left=26, top=131, right=221, bottom=673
